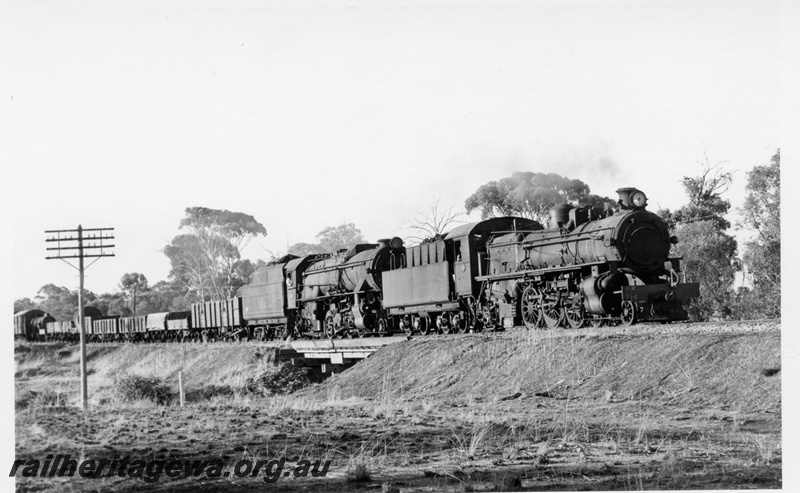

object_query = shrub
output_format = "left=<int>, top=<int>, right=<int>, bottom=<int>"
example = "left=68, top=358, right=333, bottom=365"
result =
left=33, top=388, right=69, bottom=407
left=346, top=462, right=371, bottom=482
left=187, top=384, right=234, bottom=401
left=243, top=364, right=315, bottom=397
left=57, top=348, right=73, bottom=359
left=114, top=373, right=173, bottom=405
left=17, top=388, right=69, bottom=410
left=14, top=345, right=31, bottom=355
left=492, top=472, right=522, bottom=491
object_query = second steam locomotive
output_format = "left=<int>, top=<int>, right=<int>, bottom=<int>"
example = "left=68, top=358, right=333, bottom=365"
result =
left=16, top=188, right=700, bottom=342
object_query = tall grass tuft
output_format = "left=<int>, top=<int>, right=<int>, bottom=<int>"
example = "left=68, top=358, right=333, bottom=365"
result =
left=346, top=461, right=371, bottom=482
left=114, top=373, right=173, bottom=405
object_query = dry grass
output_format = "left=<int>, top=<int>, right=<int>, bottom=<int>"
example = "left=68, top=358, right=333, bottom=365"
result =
left=745, top=432, right=782, bottom=465
left=450, top=419, right=493, bottom=460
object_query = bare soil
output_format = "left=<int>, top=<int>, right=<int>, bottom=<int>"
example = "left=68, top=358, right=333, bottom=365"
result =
left=14, top=322, right=781, bottom=491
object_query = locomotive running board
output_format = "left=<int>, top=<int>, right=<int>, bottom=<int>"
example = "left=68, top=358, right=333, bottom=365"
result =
left=476, top=260, right=608, bottom=282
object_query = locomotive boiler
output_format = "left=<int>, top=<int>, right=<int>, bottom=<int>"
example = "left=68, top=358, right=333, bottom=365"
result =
left=482, top=188, right=700, bottom=328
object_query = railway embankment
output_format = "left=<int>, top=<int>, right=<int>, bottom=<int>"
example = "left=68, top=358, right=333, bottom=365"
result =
left=309, top=321, right=781, bottom=411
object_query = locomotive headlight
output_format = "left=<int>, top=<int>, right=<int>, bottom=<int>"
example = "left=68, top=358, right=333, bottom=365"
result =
left=631, top=191, right=648, bottom=208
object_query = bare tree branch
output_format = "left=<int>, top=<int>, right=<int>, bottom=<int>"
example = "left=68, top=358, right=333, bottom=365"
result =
left=406, top=199, right=466, bottom=244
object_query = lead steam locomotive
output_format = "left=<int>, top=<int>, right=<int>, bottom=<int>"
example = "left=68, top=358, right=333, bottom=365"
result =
left=14, top=188, right=700, bottom=342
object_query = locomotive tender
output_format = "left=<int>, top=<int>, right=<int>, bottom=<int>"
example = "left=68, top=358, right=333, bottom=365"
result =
left=15, top=187, right=699, bottom=342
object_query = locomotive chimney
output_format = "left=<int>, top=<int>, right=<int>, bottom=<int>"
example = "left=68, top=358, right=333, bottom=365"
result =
left=378, top=237, right=404, bottom=250
left=616, top=188, right=648, bottom=210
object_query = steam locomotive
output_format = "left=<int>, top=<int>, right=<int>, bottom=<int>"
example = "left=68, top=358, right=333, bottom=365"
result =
left=483, top=188, right=699, bottom=329
left=14, top=187, right=699, bottom=342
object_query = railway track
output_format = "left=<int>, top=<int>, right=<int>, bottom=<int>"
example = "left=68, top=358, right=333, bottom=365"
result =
left=29, top=319, right=778, bottom=348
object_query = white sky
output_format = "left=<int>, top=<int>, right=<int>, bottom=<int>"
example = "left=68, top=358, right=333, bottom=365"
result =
left=3, top=1, right=790, bottom=301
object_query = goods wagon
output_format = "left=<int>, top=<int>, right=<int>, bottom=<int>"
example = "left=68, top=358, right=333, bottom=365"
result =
left=46, top=320, right=75, bottom=341
left=146, top=311, right=191, bottom=331
left=145, top=311, right=191, bottom=341
left=191, top=298, right=244, bottom=333
left=119, top=315, right=147, bottom=337
left=93, top=316, right=120, bottom=339
left=73, top=306, right=104, bottom=336
left=14, top=310, right=48, bottom=339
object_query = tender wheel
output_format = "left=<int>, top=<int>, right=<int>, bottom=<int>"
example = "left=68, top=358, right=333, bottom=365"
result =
left=620, top=301, right=637, bottom=326
left=413, top=315, right=430, bottom=335
left=400, top=316, right=413, bottom=335
left=437, top=315, right=452, bottom=334
left=521, top=285, right=543, bottom=329
left=451, top=313, right=467, bottom=334
left=564, top=296, right=585, bottom=329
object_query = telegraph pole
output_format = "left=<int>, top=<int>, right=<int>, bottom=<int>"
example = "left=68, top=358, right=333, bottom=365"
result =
left=46, top=225, right=114, bottom=411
